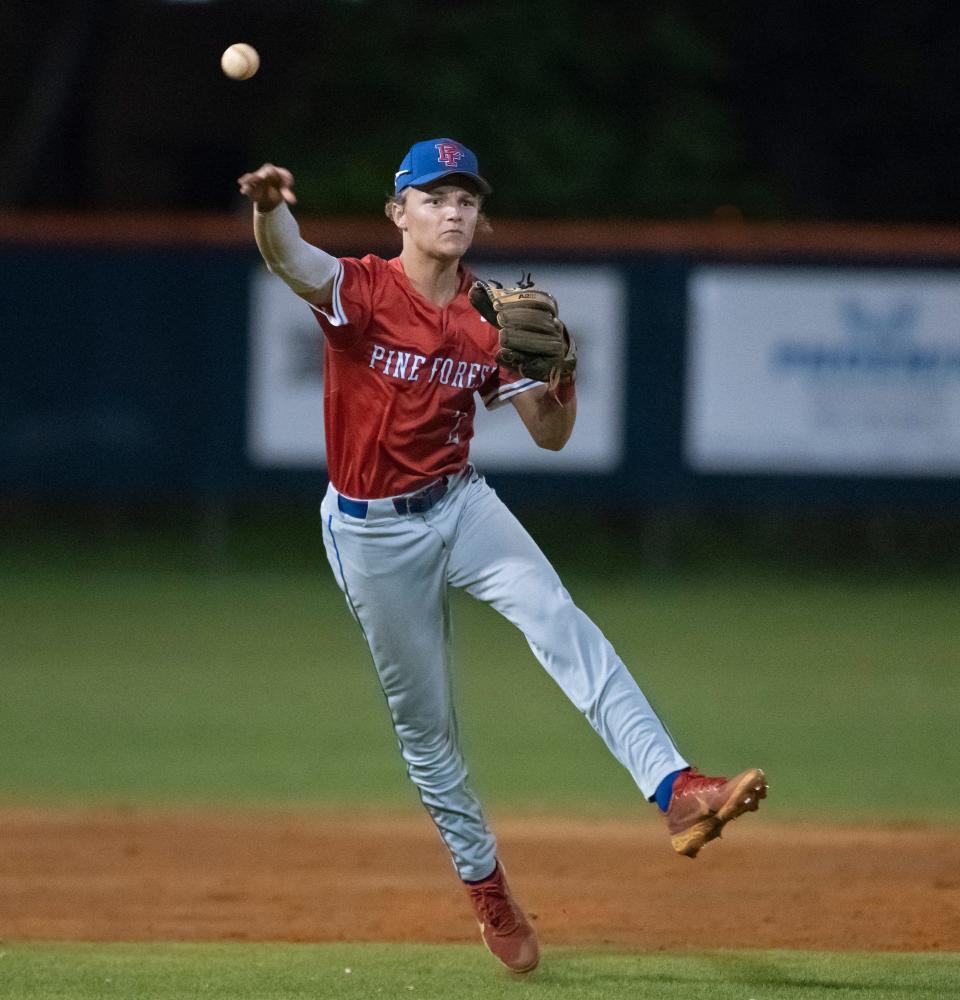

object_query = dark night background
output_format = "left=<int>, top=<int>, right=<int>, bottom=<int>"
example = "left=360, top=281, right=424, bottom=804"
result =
left=3, top=0, right=960, bottom=568
left=2, top=0, right=959, bottom=222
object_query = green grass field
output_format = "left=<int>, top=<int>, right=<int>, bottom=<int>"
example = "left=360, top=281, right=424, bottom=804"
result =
left=2, top=522, right=958, bottom=998
left=1, top=527, right=957, bottom=816
left=1, top=943, right=957, bottom=1000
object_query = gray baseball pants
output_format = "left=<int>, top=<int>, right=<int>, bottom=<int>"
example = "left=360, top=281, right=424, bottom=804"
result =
left=320, top=466, right=688, bottom=881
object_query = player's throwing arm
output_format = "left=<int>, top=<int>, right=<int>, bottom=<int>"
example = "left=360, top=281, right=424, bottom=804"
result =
left=237, top=164, right=338, bottom=307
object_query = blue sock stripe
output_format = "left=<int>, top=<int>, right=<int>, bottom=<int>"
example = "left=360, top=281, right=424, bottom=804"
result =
left=654, top=769, right=686, bottom=812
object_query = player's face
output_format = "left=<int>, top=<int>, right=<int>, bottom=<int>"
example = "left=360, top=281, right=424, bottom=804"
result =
left=398, top=184, right=480, bottom=262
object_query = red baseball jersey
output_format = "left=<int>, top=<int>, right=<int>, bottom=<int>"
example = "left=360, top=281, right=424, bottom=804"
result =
left=311, top=254, right=538, bottom=499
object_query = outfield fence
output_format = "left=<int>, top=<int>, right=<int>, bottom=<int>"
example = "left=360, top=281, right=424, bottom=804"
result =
left=3, top=214, right=960, bottom=517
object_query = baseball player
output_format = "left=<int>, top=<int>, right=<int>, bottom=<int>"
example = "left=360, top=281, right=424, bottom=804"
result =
left=238, top=138, right=767, bottom=974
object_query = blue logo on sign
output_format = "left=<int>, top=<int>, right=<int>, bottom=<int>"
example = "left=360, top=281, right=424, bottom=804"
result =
left=771, top=299, right=960, bottom=379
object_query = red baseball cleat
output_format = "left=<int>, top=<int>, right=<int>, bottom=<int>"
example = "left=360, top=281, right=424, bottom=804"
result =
left=464, top=861, right=539, bottom=974
left=664, top=767, right=768, bottom=858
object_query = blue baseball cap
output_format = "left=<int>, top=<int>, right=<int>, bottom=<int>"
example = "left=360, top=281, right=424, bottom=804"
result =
left=394, top=138, right=492, bottom=195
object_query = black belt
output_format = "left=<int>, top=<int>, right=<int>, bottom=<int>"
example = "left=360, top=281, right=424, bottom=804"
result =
left=337, top=476, right=449, bottom=519
left=392, top=476, right=449, bottom=515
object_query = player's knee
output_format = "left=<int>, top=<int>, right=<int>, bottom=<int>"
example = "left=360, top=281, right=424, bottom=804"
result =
left=394, top=720, right=458, bottom=759
left=514, top=576, right=576, bottom=629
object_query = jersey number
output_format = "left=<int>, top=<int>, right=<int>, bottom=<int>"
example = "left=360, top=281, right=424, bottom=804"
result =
left=446, top=410, right=468, bottom=445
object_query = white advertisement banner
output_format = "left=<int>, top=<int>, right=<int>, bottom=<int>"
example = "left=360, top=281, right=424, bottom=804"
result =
left=686, top=267, right=960, bottom=475
left=248, top=263, right=626, bottom=472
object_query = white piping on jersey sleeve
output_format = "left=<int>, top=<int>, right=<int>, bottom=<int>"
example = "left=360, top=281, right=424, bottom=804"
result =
left=482, top=376, right=540, bottom=410
left=308, top=261, right=348, bottom=326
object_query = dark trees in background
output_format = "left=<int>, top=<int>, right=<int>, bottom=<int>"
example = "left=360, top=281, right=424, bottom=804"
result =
left=1, top=0, right=958, bottom=222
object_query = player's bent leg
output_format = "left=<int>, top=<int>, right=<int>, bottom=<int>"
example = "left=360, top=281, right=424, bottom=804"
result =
left=446, top=476, right=687, bottom=799
left=445, top=476, right=767, bottom=854
left=320, top=488, right=497, bottom=882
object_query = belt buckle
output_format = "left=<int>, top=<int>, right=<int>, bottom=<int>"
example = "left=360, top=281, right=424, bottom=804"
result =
left=396, top=477, right=446, bottom=516
left=407, top=489, right=432, bottom=514
left=422, top=478, right=447, bottom=510
left=393, top=493, right=416, bottom=516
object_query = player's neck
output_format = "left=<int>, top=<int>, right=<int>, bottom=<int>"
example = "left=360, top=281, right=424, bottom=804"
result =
left=399, top=249, right=462, bottom=307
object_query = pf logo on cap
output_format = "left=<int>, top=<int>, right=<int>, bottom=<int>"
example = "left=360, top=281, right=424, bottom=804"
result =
left=435, top=142, right=464, bottom=167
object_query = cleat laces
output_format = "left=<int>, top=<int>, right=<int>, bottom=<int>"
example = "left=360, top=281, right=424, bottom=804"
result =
left=470, top=883, right=519, bottom=934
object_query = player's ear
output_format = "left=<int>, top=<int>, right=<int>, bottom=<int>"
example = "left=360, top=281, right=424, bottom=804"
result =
left=385, top=193, right=407, bottom=231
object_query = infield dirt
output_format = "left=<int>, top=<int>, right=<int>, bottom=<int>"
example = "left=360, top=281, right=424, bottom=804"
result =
left=1, top=808, right=957, bottom=951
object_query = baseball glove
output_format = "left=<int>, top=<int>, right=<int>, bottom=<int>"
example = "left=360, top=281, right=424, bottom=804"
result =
left=469, top=275, right=577, bottom=386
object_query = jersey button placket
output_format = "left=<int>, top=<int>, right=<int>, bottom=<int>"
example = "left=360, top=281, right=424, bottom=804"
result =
left=441, top=304, right=453, bottom=343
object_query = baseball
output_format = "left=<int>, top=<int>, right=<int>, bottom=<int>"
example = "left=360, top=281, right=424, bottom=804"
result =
left=220, top=43, right=260, bottom=81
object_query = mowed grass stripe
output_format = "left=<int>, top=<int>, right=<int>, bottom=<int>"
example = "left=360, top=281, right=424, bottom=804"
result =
left=1, top=562, right=958, bottom=817
left=1, top=943, right=958, bottom=1000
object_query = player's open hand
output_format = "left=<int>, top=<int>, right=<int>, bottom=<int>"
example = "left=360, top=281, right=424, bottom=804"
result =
left=237, top=163, right=297, bottom=211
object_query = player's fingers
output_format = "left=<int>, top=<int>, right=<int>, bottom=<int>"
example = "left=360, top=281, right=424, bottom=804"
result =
left=255, top=164, right=294, bottom=187
left=239, top=164, right=292, bottom=186
left=256, top=168, right=296, bottom=203
left=238, top=179, right=294, bottom=208
left=237, top=173, right=270, bottom=195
